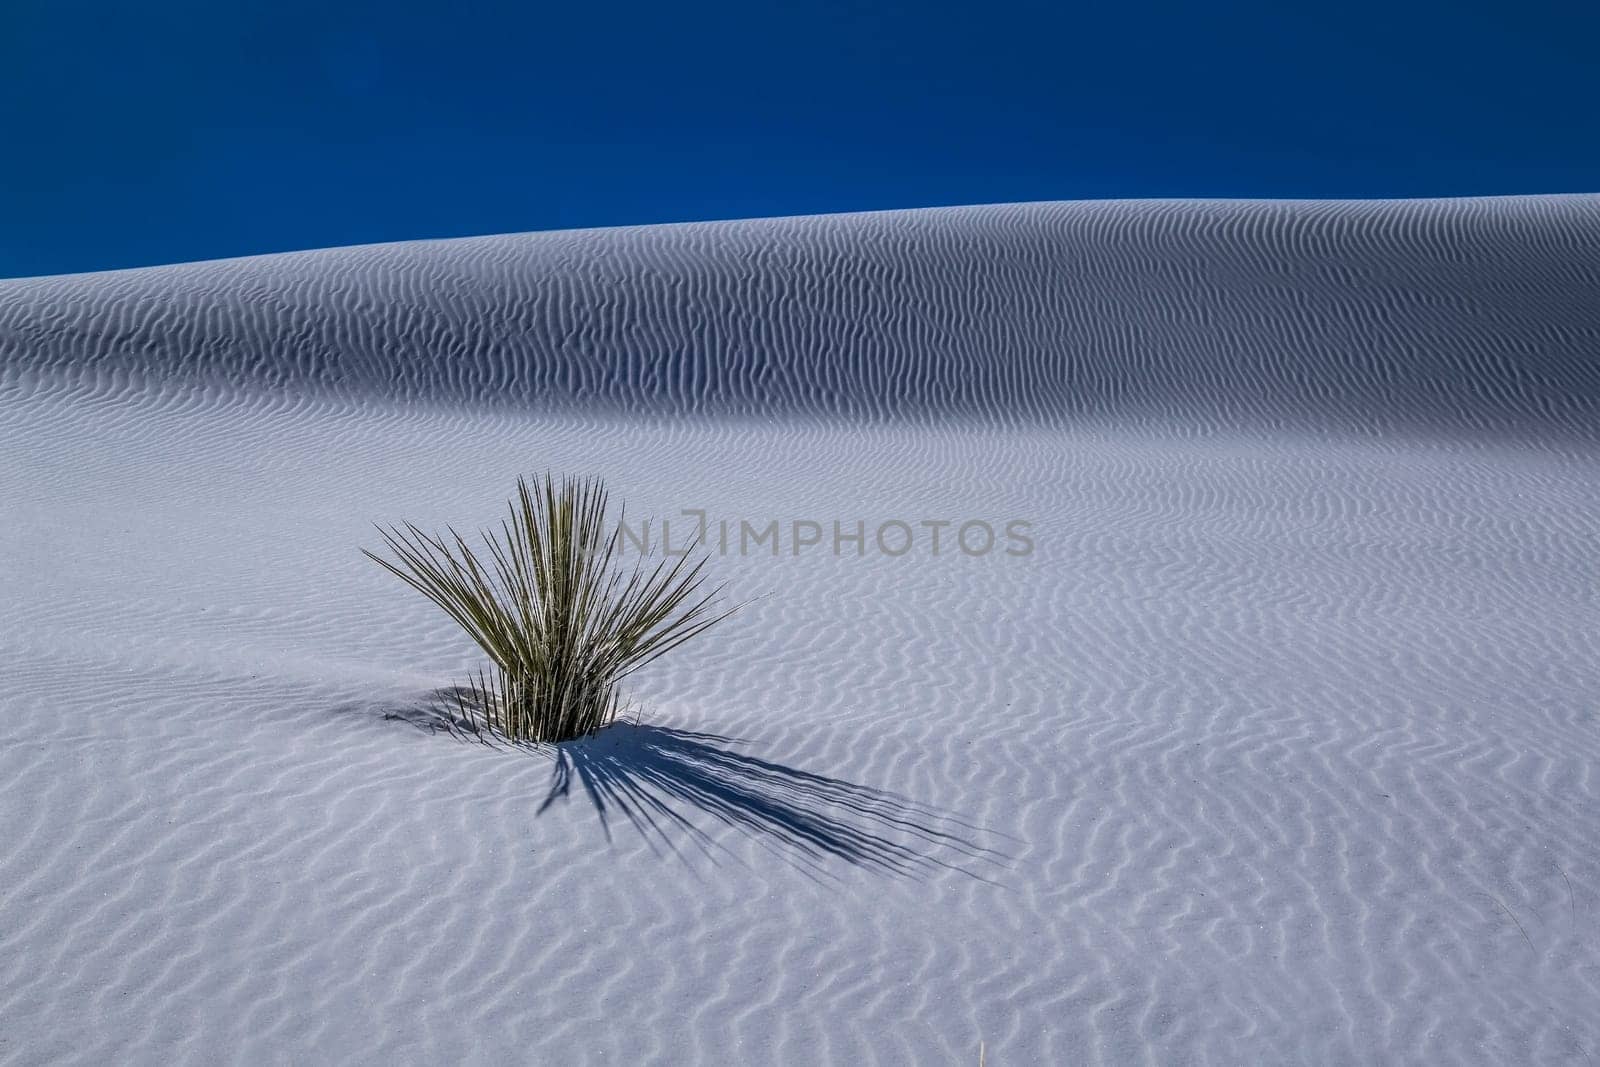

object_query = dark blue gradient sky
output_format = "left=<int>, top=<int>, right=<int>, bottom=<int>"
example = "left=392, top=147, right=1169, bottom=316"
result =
left=3, top=1, right=1597, bottom=277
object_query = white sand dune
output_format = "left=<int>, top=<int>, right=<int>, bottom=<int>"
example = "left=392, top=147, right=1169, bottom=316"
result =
left=5, top=195, right=1599, bottom=434
left=2, top=196, right=1598, bottom=1064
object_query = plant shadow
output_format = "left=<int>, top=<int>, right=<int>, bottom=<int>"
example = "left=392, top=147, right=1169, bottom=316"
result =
left=390, top=687, right=1008, bottom=879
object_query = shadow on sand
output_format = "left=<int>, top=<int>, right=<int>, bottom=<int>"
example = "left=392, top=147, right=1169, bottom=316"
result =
left=385, top=689, right=1006, bottom=878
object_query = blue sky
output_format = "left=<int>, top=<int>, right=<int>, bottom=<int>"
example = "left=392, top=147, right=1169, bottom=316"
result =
left=2, top=0, right=1597, bottom=277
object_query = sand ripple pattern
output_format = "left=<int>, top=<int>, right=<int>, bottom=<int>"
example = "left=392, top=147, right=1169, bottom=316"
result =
left=2, top=388, right=1598, bottom=1064
left=2, top=195, right=1599, bottom=435
left=2, top=199, right=1600, bottom=1064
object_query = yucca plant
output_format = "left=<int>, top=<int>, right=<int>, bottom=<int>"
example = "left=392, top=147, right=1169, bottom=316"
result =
left=364, top=475, right=735, bottom=743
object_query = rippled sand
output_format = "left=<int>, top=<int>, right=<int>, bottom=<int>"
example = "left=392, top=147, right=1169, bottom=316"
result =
left=2, top=197, right=1597, bottom=1064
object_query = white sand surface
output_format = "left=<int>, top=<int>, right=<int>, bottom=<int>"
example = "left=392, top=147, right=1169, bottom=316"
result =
left=1, top=196, right=1598, bottom=1064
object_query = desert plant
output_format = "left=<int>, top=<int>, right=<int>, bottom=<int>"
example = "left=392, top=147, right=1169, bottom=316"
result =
left=364, top=475, right=735, bottom=743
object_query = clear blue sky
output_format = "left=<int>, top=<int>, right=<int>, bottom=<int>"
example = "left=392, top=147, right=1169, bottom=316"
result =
left=3, top=0, right=1597, bottom=277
